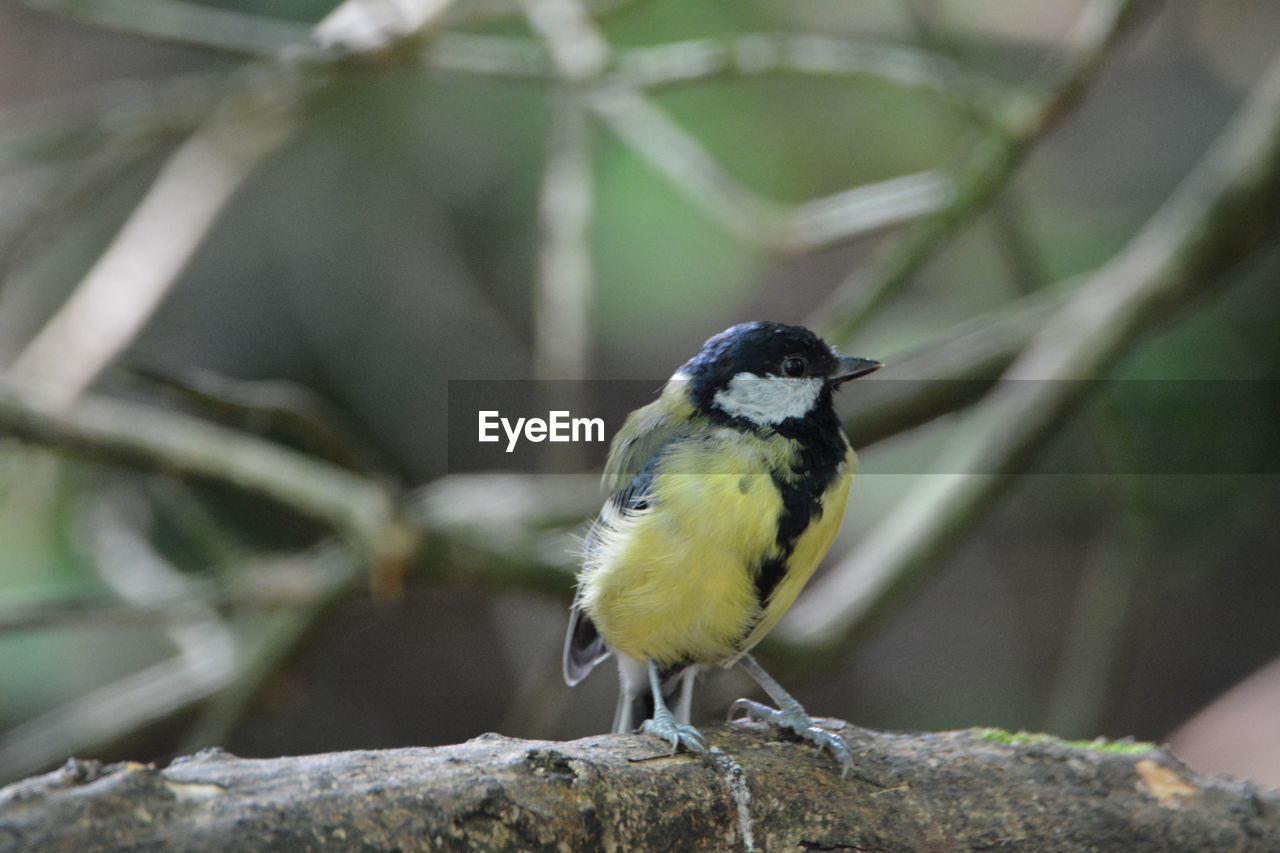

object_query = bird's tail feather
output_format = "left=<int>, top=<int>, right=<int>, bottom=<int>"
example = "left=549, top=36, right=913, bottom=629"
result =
left=563, top=606, right=610, bottom=686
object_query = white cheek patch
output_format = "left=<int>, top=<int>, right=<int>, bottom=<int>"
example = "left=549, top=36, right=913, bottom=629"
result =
left=712, top=373, right=822, bottom=425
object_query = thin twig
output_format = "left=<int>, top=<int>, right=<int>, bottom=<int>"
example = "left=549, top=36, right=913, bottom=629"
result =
left=0, top=542, right=360, bottom=783
left=613, top=33, right=1004, bottom=109
left=175, top=548, right=363, bottom=754
left=523, top=0, right=952, bottom=254
left=312, top=0, right=458, bottom=53
left=592, top=85, right=952, bottom=254
left=22, top=0, right=634, bottom=51
left=0, top=382, right=591, bottom=592
left=0, top=385, right=413, bottom=565
left=0, top=590, right=221, bottom=634
left=8, top=11, right=956, bottom=267
left=0, top=492, right=237, bottom=782
left=423, top=33, right=552, bottom=80
left=903, top=0, right=1053, bottom=295
left=901, top=3, right=1138, bottom=727
left=813, top=0, right=1149, bottom=342
left=0, top=75, right=227, bottom=173
left=123, top=364, right=393, bottom=478
left=424, top=32, right=1007, bottom=108
left=3, top=78, right=301, bottom=405
left=780, top=47, right=1280, bottom=653
left=530, top=92, right=595, bottom=381
left=4, top=0, right=461, bottom=409
left=1041, top=480, right=1150, bottom=737
left=523, top=0, right=773, bottom=243
left=842, top=283, right=1071, bottom=448
left=783, top=173, right=954, bottom=255
left=526, top=78, right=597, bottom=471
left=21, top=0, right=308, bottom=55
left=406, top=473, right=591, bottom=594
left=444, top=0, right=639, bottom=26
left=0, top=508, right=351, bottom=636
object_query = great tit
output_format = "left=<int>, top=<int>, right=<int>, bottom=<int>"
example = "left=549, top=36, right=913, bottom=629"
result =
left=563, top=320, right=881, bottom=774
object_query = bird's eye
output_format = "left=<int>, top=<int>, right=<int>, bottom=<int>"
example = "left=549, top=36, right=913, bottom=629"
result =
left=781, top=356, right=806, bottom=377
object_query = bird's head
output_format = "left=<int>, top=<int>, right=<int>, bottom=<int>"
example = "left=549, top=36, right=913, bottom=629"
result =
left=675, top=321, right=882, bottom=427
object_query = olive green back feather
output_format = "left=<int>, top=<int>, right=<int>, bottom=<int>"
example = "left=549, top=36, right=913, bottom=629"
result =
left=601, top=380, right=697, bottom=495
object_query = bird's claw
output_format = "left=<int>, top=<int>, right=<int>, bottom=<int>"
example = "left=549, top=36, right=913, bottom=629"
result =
left=729, top=698, right=853, bottom=778
left=641, top=711, right=709, bottom=759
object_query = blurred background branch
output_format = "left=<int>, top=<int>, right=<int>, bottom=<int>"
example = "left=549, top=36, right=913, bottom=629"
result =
left=5, top=0, right=465, bottom=407
left=783, top=46, right=1280, bottom=652
left=0, top=385, right=409, bottom=563
left=813, top=0, right=1149, bottom=341
left=23, top=0, right=308, bottom=54
left=4, top=86, right=301, bottom=406
left=0, top=489, right=237, bottom=779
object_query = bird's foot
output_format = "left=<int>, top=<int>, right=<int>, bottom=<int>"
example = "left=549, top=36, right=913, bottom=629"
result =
left=640, top=709, right=709, bottom=760
left=728, top=698, right=852, bottom=778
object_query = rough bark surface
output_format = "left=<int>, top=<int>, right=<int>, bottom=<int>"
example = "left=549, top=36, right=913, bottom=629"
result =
left=1, top=724, right=1276, bottom=852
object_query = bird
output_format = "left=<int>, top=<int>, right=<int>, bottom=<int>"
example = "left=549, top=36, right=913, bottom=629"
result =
left=562, top=320, right=881, bottom=775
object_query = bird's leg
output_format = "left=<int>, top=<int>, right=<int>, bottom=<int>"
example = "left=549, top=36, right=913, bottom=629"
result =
left=729, top=654, right=852, bottom=777
left=639, top=659, right=709, bottom=758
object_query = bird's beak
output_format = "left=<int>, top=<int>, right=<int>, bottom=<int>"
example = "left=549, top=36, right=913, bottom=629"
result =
left=830, top=355, right=883, bottom=386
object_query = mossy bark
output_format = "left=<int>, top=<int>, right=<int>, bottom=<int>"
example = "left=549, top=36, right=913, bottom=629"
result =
left=2, top=724, right=1276, bottom=852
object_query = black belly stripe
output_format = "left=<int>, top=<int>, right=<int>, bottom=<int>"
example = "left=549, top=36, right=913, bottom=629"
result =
left=751, top=473, right=826, bottom=605
left=751, top=402, right=848, bottom=608
left=753, top=554, right=791, bottom=605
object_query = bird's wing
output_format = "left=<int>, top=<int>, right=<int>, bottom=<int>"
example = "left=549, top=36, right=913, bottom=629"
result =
left=564, top=390, right=695, bottom=686
left=601, top=388, right=695, bottom=495
left=564, top=436, right=669, bottom=687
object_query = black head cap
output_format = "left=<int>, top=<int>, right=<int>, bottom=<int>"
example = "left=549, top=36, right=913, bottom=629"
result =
left=680, top=321, right=854, bottom=413
left=682, top=321, right=833, bottom=385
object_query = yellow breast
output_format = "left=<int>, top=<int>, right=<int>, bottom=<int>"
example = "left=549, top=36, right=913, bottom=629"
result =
left=580, top=433, right=854, bottom=668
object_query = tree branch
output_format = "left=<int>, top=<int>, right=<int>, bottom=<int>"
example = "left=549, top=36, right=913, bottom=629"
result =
left=21, top=0, right=308, bottom=55
left=529, top=61, right=596, bottom=382
left=3, top=0, right=461, bottom=408
left=0, top=494, right=237, bottom=783
left=522, top=0, right=953, bottom=255
left=0, top=382, right=598, bottom=602
left=1, top=726, right=1274, bottom=852
left=0, top=385, right=413, bottom=566
left=782, top=46, right=1280, bottom=654
left=2, top=77, right=303, bottom=406
left=842, top=283, right=1070, bottom=447
left=614, top=32, right=1001, bottom=102
left=814, top=0, right=1150, bottom=341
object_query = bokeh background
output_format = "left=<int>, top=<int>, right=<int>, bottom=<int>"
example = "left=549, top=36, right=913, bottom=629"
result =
left=1, top=0, right=1278, bottom=790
